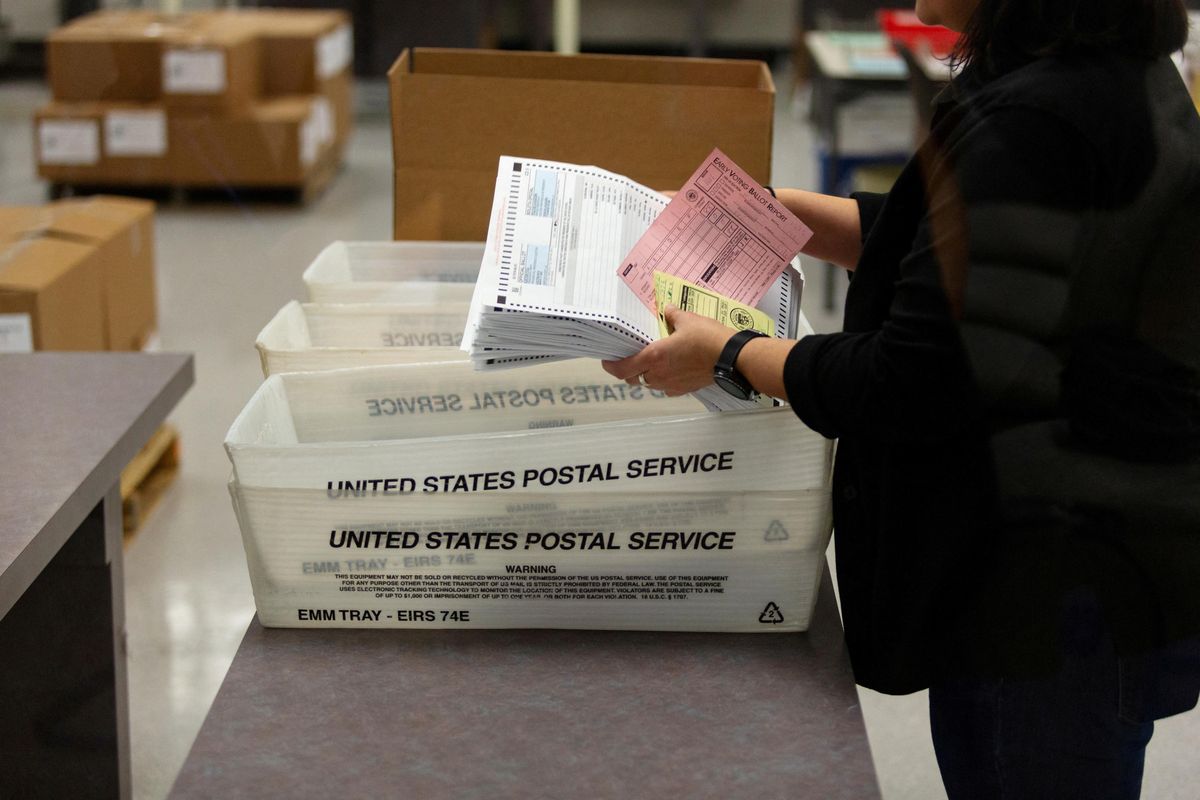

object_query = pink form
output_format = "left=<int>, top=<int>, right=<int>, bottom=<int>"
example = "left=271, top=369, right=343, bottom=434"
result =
left=617, top=147, right=813, bottom=311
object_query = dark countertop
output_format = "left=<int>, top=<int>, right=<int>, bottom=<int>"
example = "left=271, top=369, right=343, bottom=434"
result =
left=171, top=570, right=880, bottom=799
left=0, top=352, right=194, bottom=617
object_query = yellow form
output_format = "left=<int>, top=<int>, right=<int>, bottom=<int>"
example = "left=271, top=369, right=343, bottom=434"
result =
left=653, top=271, right=775, bottom=340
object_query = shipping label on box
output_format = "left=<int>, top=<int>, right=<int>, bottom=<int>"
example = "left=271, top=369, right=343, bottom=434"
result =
left=316, top=23, right=353, bottom=79
left=104, top=109, right=167, bottom=157
left=163, top=49, right=227, bottom=94
left=300, top=105, right=321, bottom=167
left=0, top=313, right=34, bottom=353
left=312, top=96, right=334, bottom=147
left=38, top=120, right=100, bottom=165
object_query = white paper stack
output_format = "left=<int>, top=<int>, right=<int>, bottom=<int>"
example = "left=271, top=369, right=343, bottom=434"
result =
left=461, top=156, right=804, bottom=411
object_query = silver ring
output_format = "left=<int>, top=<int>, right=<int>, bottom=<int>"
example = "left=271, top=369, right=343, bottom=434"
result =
left=637, top=372, right=649, bottom=387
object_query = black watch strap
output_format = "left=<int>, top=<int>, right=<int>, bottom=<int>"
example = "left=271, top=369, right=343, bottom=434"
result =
left=714, top=329, right=767, bottom=396
left=718, top=329, right=767, bottom=371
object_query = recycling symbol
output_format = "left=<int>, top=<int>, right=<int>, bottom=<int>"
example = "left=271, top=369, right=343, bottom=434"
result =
left=764, top=520, right=789, bottom=542
left=759, top=602, right=784, bottom=624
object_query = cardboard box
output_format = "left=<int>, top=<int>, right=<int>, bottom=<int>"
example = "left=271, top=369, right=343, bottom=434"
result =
left=387, top=48, right=775, bottom=241
left=321, top=70, right=354, bottom=156
left=36, top=102, right=173, bottom=185
left=44, top=10, right=350, bottom=192
left=243, top=8, right=353, bottom=96
left=48, top=10, right=261, bottom=114
left=159, top=11, right=261, bottom=114
left=0, top=219, right=106, bottom=352
left=0, top=197, right=156, bottom=352
left=249, top=9, right=354, bottom=154
left=171, top=96, right=331, bottom=187
left=46, top=10, right=175, bottom=102
left=36, top=96, right=339, bottom=193
left=35, top=91, right=345, bottom=191
left=52, top=197, right=157, bottom=352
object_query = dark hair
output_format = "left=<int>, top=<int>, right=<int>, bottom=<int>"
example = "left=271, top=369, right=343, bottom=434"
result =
left=954, top=0, right=1191, bottom=78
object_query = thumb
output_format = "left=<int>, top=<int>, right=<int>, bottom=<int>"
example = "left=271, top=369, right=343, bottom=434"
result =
left=663, top=303, right=683, bottom=329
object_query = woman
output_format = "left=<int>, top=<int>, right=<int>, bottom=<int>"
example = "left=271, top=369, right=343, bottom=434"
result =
left=603, top=1, right=1200, bottom=797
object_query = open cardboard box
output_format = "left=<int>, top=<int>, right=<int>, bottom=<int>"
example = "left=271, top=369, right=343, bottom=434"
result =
left=388, top=48, right=775, bottom=241
left=0, top=196, right=156, bottom=352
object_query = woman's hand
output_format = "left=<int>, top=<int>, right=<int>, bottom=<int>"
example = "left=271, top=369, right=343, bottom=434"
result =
left=601, top=305, right=733, bottom=396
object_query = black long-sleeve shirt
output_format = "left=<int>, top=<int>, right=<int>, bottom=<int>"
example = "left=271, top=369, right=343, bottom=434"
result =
left=784, top=53, right=1200, bottom=694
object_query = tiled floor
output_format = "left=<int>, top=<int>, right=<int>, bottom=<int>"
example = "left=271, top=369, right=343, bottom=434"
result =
left=2, top=68, right=1197, bottom=799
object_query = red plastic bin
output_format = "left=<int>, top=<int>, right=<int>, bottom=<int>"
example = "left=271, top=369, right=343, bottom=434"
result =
left=878, top=9, right=961, bottom=56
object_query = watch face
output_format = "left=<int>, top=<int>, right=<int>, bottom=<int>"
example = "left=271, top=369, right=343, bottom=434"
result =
left=713, top=370, right=753, bottom=400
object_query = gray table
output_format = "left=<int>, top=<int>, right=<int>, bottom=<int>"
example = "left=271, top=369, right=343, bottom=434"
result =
left=0, top=352, right=193, bottom=800
left=171, top=570, right=879, bottom=799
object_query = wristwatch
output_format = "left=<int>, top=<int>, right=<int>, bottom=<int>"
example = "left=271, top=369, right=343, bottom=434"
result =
left=713, top=329, right=767, bottom=400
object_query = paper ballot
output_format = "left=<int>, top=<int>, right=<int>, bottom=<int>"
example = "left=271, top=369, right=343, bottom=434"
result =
left=619, top=148, right=813, bottom=311
left=652, top=271, right=774, bottom=340
left=462, top=156, right=804, bottom=411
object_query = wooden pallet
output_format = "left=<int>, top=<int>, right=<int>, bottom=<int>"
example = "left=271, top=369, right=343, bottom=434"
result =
left=46, top=158, right=341, bottom=206
left=48, top=179, right=331, bottom=206
left=120, top=424, right=181, bottom=538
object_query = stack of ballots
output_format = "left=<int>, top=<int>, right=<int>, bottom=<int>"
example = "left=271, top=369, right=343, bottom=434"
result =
left=461, top=155, right=807, bottom=411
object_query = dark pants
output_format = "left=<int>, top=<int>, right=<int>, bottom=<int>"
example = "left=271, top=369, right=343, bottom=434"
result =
left=929, top=669, right=1153, bottom=800
left=928, top=594, right=1200, bottom=800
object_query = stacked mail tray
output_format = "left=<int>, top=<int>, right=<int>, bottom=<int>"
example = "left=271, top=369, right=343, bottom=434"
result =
left=302, top=240, right=484, bottom=304
left=225, top=360, right=833, bottom=632
left=255, top=300, right=470, bottom=375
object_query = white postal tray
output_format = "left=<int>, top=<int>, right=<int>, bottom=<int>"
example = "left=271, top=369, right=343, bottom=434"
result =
left=255, top=300, right=471, bottom=376
left=225, top=360, right=833, bottom=632
left=302, top=240, right=484, bottom=304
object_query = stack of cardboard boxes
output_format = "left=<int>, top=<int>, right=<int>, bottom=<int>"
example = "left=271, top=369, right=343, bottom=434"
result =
left=0, top=196, right=156, bottom=353
left=36, top=9, right=352, bottom=194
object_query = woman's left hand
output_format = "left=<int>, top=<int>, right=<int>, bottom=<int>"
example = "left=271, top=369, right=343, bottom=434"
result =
left=601, top=305, right=733, bottom=396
